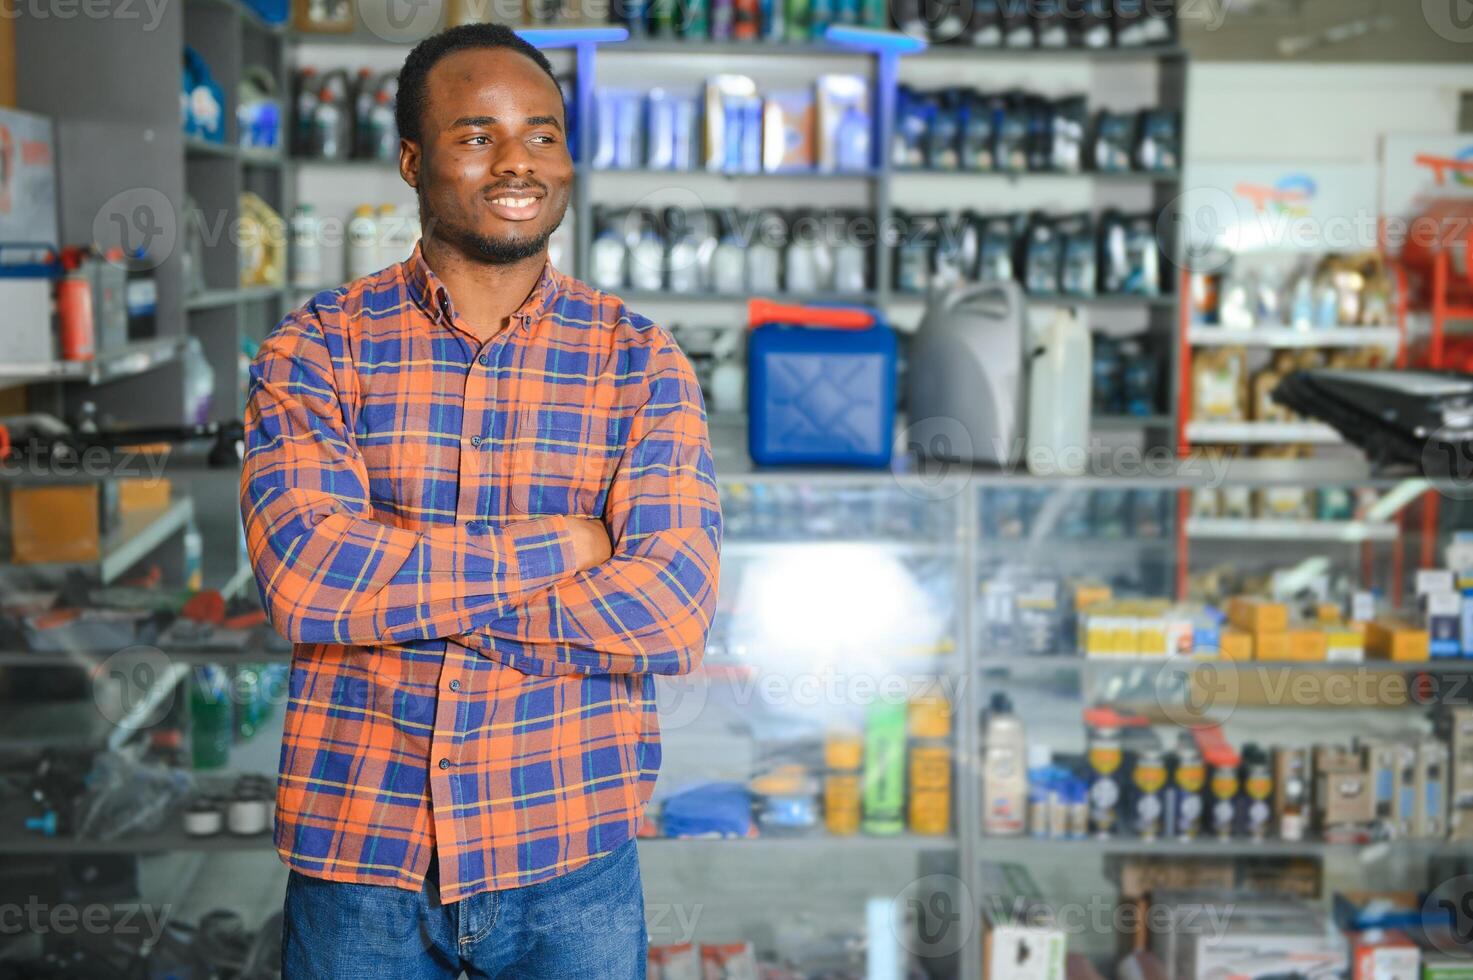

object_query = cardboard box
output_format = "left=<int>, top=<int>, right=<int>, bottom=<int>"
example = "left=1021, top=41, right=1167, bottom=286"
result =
left=117, top=477, right=172, bottom=515
left=1352, top=930, right=1420, bottom=980
left=1426, top=591, right=1463, bottom=659
left=1418, top=569, right=1457, bottom=597
left=1152, top=892, right=1343, bottom=980
left=1286, top=628, right=1330, bottom=662
left=1116, top=858, right=1234, bottom=900
left=1359, top=738, right=1407, bottom=833
left=1315, top=745, right=1375, bottom=830
left=1229, top=597, right=1288, bottom=634
left=1414, top=739, right=1449, bottom=838
left=10, top=486, right=102, bottom=565
left=1220, top=629, right=1253, bottom=662
left=1367, top=620, right=1431, bottom=663
left=1442, top=708, right=1473, bottom=840
left=1254, top=630, right=1291, bottom=662
left=984, top=912, right=1066, bottom=980
left=1327, top=625, right=1366, bottom=663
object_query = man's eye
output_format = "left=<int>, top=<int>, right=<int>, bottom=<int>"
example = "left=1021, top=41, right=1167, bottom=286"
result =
left=465, top=135, right=490, bottom=145
left=531, top=135, right=557, bottom=144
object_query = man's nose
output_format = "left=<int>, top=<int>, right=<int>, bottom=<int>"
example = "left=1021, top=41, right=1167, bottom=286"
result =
left=491, top=139, right=533, bottom=175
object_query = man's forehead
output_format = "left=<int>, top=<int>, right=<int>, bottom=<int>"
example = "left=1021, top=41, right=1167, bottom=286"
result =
left=427, top=47, right=559, bottom=100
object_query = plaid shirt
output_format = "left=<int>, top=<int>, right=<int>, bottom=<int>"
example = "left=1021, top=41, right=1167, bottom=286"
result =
left=240, top=242, right=721, bottom=901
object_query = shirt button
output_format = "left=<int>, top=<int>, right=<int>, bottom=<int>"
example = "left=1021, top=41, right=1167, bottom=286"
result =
left=438, top=758, right=450, bottom=770
left=449, top=679, right=461, bottom=692
left=478, top=354, right=490, bottom=366
left=470, top=435, right=481, bottom=447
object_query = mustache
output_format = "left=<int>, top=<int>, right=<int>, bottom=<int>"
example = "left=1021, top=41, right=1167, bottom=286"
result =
left=482, top=179, right=547, bottom=196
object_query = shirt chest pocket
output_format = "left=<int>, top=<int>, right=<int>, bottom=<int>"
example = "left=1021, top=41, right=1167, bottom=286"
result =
left=506, top=405, right=622, bottom=518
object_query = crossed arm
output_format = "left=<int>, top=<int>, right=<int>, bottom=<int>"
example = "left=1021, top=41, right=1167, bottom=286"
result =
left=239, top=310, right=722, bottom=676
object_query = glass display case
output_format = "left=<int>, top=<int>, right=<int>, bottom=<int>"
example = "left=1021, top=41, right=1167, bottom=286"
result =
left=0, top=459, right=1465, bottom=979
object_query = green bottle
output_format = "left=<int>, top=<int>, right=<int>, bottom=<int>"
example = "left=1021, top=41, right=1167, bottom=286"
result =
left=861, top=701, right=907, bottom=835
left=784, top=0, right=808, bottom=42
left=190, top=667, right=231, bottom=770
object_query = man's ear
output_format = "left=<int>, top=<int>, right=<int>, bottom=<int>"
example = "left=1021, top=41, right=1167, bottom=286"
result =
left=399, top=138, right=419, bottom=190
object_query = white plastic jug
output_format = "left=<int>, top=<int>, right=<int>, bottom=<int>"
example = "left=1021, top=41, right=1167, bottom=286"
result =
left=1026, top=308, right=1092, bottom=477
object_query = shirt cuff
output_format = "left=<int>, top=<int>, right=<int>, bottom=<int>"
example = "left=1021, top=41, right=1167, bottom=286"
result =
left=503, top=514, right=578, bottom=593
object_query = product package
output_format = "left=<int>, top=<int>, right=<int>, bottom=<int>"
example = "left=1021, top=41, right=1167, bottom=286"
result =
left=815, top=74, right=871, bottom=172
left=761, top=88, right=816, bottom=171
left=703, top=74, right=760, bottom=173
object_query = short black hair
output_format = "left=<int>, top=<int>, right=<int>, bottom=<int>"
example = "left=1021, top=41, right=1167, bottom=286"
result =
left=395, top=23, right=564, bottom=145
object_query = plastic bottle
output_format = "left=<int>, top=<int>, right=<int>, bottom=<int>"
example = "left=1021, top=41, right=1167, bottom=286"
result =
left=981, top=692, right=1027, bottom=836
left=832, top=236, right=867, bottom=295
left=366, top=90, right=399, bottom=161
left=292, top=66, right=319, bottom=157
left=378, top=204, right=417, bottom=266
left=711, top=211, right=746, bottom=295
left=629, top=210, right=665, bottom=292
left=311, top=85, right=349, bottom=160
left=666, top=208, right=702, bottom=294
left=183, top=520, right=203, bottom=591
left=351, top=67, right=376, bottom=158
left=291, top=205, right=321, bottom=288
left=1026, top=308, right=1092, bottom=477
left=591, top=211, right=629, bottom=290
left=182, top=336, right=215, bottom=425
left=346, top=204, right=380, bottom=279
left=747, top=210, right=785, bottom=293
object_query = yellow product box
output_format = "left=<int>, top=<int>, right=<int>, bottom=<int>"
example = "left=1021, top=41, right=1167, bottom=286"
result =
left=909, top=745, right=951, bottom=791
left=908, top=788, right=951, bottom=836
left=10, top=486, right=102, bottom=565
left=1074, top=583, right=1113, bottom=613
left=1220, top=628, right=1253, bottom=662
left=823, top=774, right=861, bottom=836
left=117, top=477, right=172, bottom=514
left=1229, top=597, right=1288, bottom=634
left=1136, top=614, right=1169, bottom=658
left=1315, top=602, right=1343, bottom=625
left=1253, top=630, right=1291, bottom=662
left=1366, top=619, right=1430, bottom=663
left=1325, top=625, right=1365, bottom=663
left=1084, top=605, right=1137, bottom=657
left=1285, top=628, right=1329, bottom=662
left=908, top=694, right=951, bottom=740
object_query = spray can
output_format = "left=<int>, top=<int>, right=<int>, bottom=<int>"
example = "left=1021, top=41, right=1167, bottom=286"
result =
left=1169, top=744, right=1206, bottom=841
left=58, top=274, right=96, bottom=362
left=1209, top=764, right=1239, bottom=841
left=1132, top=749, right=1167, bottom=840
left=1087, top=725, right=1122, bottom=838
left=1244, top=763, right=1274, bottom=842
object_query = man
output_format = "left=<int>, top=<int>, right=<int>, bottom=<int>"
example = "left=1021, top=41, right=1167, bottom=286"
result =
left=240, top=23, right=721, bottom=979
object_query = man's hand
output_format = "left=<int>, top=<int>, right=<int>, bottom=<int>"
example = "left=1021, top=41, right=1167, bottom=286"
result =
left=566, top=517, right=612, bottom=572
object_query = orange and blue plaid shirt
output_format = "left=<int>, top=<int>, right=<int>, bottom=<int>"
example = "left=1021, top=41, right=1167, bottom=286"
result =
left=240, top=241, right=721, bottom=901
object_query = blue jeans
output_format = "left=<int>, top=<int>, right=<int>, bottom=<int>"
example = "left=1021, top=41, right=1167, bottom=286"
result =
left=281, top=840, right=647, bottom=979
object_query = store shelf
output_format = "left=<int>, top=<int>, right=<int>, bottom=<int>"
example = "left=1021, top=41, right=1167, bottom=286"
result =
left=1186, top=517, right=1398, bottom=543
left=6, top=497, right=196, bottom=585
left=642, top=834, right=956, bottom=851
left=975, top=836, right=1463, bottom=859
left=722, top=539, right=956, bottom=558
left=976, top=654, right=1473, bottom=675
left=185, top=285, right=288, bottom=311
left=1093, top=414, right=1173, bottom=430
left=1187, top=326, right=1402, bottom=349
left=892, top=168, right=1179, bottom=183
left=1184, top=420, right=1343, bottom=445
left=619, top=288, right=878, bottom=305
left=888, top=292, right=1176, bottom=311
left=185, top=137, right=285, bottom=166
left=1, top=820, right=276, bottom=855
left=589, top=166, right=879, bottom=180
left=0, top=337, right=186, bottom=390
left=289, top=156, right=398, bottom=169
left=918, top=42, right=1188, bottom=61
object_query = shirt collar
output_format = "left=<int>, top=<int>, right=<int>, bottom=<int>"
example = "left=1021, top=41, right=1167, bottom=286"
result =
left=402, top=238, right=562, bottom=330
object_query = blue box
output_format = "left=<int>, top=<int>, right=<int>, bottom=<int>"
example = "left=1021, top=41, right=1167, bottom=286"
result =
left=747, top=319, right=896, bottom=468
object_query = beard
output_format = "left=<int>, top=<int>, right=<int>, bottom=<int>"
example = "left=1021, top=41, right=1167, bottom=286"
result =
left=420, top=189, right=566, bottom=266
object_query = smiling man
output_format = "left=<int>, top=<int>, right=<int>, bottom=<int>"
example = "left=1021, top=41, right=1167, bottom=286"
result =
left=239, top=24, right=722, bottom=979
